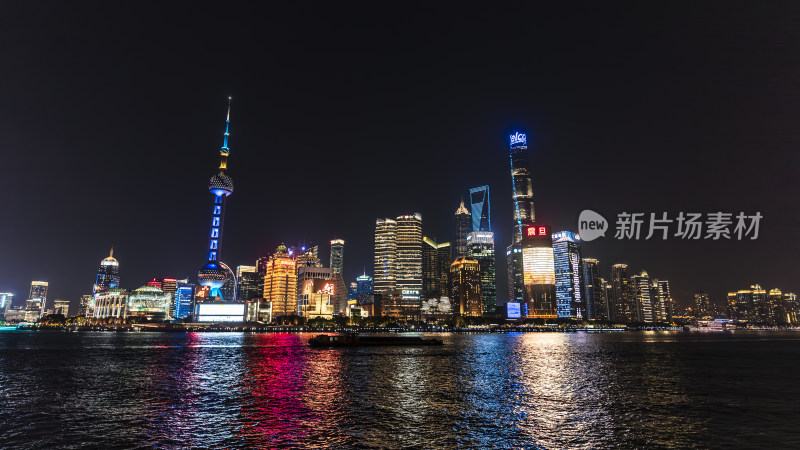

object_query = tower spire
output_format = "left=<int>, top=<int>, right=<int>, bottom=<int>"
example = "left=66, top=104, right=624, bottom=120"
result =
left=109, top=247, right=114, bottom=259
left=221, top=96, right=232, bottom=154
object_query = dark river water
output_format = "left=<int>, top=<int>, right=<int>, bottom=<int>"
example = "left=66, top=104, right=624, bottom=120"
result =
left=1, top=331, right=798, bottom=448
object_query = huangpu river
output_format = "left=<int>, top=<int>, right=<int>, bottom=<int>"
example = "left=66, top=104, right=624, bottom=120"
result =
left=1, top=331, right=799, bottom=448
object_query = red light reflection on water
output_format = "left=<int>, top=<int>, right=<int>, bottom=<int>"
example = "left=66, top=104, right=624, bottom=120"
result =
left=237, top=333, right=345, bottom=446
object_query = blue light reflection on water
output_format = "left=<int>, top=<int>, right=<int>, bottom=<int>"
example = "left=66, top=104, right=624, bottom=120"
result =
left=1, top=331, right=799, bottom=448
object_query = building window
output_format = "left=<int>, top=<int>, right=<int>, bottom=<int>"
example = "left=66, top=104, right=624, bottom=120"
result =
left=211, top=228, right=219, bottom=238
left=212, top=217, right=220, bottom=227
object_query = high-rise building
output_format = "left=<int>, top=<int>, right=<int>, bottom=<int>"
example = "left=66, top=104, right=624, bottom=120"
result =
left=630, top=270, right=654, bottom=323
left=330, top=239, right=345, bottom=276
left=236, top=265, right=260, bottom=301
left=552, top=231, right=584, bottom=319
left=509, top=131, right=535, bottom=244
left=356, top=274, right=374, bottom=296
left=0, top=293, right=14, bottom=318
left=53, top=299, right=70, bottom=317
left=448, top=258, right=483, bottom=317
left=655, top=279, right=673, bottom=322
left=374, top=218, right=397, bottom=294
left=174, top=279, right=195, bottom=320
left=94, top=248, right=120, bottom=295
left=26, top=281, right=49, bottom=315
left=469, top=185, right=491, bottom=232
left=610, top=264, right=633, bottom=323
left=466, top=231, right=496, bottom=314
left=506, top=242, right=524, bottom=304
left=521, top=225, right=556, bottom=318
left=694, top=291, right=712, bottom=318
left=582, top=258, right=602, bottom=320
left=197, top=97, right=235, bottom=300
left=78, top=294, right=92, bottom=317
left=396, top=213, right=423, bottom=311
left=422, top=237, right=451, bottom=303
left=454, top=199, right=471, bottom=259
left=263, top=244, right=298, bottom=318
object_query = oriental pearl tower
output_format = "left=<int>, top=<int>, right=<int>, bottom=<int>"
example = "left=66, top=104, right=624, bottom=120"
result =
left=197, top=97, right=235, bottom=299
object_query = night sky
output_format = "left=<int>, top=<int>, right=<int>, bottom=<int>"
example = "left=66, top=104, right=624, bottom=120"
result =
left=2, top=2, right=799, bottom=313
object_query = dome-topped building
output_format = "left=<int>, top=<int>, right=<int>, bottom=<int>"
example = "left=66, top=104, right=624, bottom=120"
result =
left=94, top=248, right=120, bottom=295
left=197, top=97, right=235, bottom=299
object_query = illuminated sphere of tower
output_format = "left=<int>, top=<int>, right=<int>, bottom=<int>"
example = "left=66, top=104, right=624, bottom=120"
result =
left=209, top=173, right=234, bottom=197
left=197, top=262, right=227, bottom=289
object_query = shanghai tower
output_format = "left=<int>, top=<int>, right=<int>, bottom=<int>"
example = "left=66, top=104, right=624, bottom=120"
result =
left=197, top=97, right=235, bottom=299
left=509, top=131, right=535, bottom=243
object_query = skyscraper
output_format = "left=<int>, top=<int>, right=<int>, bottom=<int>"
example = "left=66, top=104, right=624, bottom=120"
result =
left=263, top=244, right=298, bottom=318
left=582, top=258, right=602, bottom=320
left=174, top=279, right=195, bottom=320
left=509, top=131, right=535, bottom=244
left=330, top=239, right=345, bottom=276
left=356, top=273, right=374, bottom=296
left=236, top=265, right=260, bottom=301
left=373, top=218, right=397, bottom=294
left=469, top=185, right=491, bottom=232
left=197, top=97, right=235, bottom=300
left=26, top=281, right=49, bottom=315
left=396, top=213, right=423, bottom=311
left=0, top=292, right=14, bottom=319
left=610, top=264, right=633, bottom=323
left=631, top=270, right=654, bottom=323
left=454, top=199, right=471, bottom=259
left=53, top=299, right=70, bottom=317
left=522, top=225, right=556, bottom=318
left=506, top=242, right=524, bottom=304
left=94, top=248, right=120, bottom=295
left=422, top=237, right=451, bottom=303
left=467, top=231, right=496, bottom=314
left=448, top=258, right=483, bottom=317
left=694, top=291, right=712, bottom=318
left=552, top=231, right=584, bottom=319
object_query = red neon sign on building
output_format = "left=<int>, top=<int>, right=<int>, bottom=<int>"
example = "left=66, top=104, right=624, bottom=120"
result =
left=526, top=225, right=550, bottom=238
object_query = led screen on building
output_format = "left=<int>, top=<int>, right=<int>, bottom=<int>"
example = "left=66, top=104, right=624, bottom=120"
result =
left=196, top=303, right=245, bottom=322
left=522, top=247, right=555, bottom=285
left=507, top=302, right=521, bottom=319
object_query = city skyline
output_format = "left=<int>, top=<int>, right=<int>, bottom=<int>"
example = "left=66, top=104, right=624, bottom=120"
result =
left=2, top=3, right=799, bottom=310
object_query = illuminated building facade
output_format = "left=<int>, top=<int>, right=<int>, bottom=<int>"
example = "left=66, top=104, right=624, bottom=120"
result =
left=727, top=285, right=764, bottom=322
left=94, top=249, right=120, bottom=295
left=582, top=258, right=602, bottom=320
left=264, top=244, right=298, bottom=318
left=78, top=294, right=92, bottom=317
left=330, top=239, right=345, bottom=276
left=197, top=97, right=235, bottom=300
left=469, top=185, right=491, bottom=232
left=422, top=237, right=451, bottom=303
left=506, top=243, right=524, bottom=303
left=127, top=286, right=172, bottom=321
left=357, top=273, right=374, bottom=296
left=630, top=270, right=654, bottom=323
left=298, top=275, right=336, bottom=319
left=653, top=279, right=673, bottom=322
left=373, top=218, right=397, bottom=294
left=467, top=231, right=496, bottom=314
left=26, top=281, right=49, bottom=316
left=92, top=289, right=128, bottom=320
left=174, top=280, right=195, bottom=320
left=694, top=291, right=712, bottom=318
left=236, top=265, right=260, bottom=301
left=454, top=199, right=471, bottom=259
left=53, top=299, right=70, bottom=316
left=552, top=231, right=583, bottom=319
left=448, top=258, right=483, bottom=317
left=509, top=131, right=535, bottom=244
left=610, top=264, right=633, bottom=323
left=522, top=225, right=556, bottom=318
left=396, top=213, right=423, bottom=313
left=0, top=293, right=14, bottom=319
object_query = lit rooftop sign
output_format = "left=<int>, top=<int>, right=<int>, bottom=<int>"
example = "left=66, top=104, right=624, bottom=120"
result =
left=510, top=132, right=527, bottom=147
